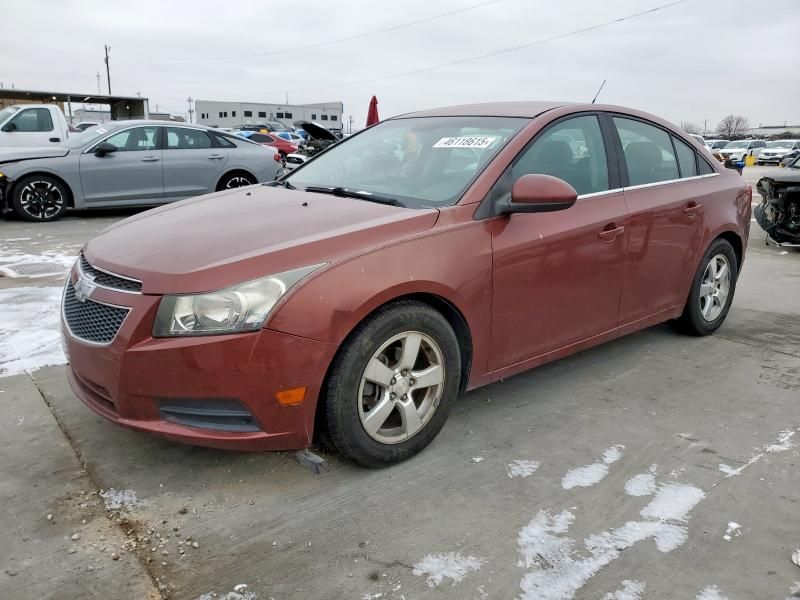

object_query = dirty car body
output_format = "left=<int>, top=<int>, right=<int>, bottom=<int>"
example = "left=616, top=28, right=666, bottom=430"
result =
left=755, top=160, right=800, bottom=245
left=62, top=102, right=751, bottom=466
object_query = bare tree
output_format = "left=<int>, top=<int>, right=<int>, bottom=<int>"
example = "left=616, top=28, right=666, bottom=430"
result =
left=716, top=115, right=750, bottom=139
left=680, top=121, right=701, bottom=135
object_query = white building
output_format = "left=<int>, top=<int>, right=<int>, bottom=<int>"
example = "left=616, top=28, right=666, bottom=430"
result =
left=195, top=99, right=343, bottom=131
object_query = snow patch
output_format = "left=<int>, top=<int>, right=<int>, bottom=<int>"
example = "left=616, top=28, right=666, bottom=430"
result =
left=624, top=465, right=657, bottom=496
left=471, top=457, right=484, bottom=463
left=696, top=585, right=729, bottom=600
left=99, top=488, right=139, bottom=511
left=604, top=579, right=646, bottom=600
left=413, top=552, right=483, bottom=587
left=0, top=286, right=66, bottom=377
left=196, top=587, right=258, bottom=600
left=0, top=250, right=75, bottom=278
left=717, top=428, right=798, bottom=480
left=507, top=459, right=540, bottom=478
left=562, top=445, right=624, bottom=489
left=516, top=482, right=704, bottom=599
left=765, top=429, right=796, bottom=453
left=723, top=522, right=741, bottom=541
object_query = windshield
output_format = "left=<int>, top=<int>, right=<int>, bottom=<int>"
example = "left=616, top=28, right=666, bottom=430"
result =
left=67, top=124, right=117, bottom=148
left=286, top=116, right=527, bottom=208
left=767, top=141, right=789, bottom=148
left=0, top=106, right=20, bottom=124
left=724, top=141, right=750, bottom=149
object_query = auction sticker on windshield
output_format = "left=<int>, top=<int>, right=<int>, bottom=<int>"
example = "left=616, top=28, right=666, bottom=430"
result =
left=433, top=136, right=496, bottom=149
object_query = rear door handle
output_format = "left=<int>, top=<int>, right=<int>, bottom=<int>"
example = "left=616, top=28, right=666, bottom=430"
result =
left=141, top=156, right=159, bottom=162
left=598, top=225, right=625, bottom=241
left=49, top=137, right=61, bottom=142
left=208, top=154, right=224, bottom=160
left=683, top=202, right=702, bottom=216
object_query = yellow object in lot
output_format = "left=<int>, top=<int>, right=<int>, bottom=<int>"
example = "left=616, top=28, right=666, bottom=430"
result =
left=745, top=155, right=756, bottom=166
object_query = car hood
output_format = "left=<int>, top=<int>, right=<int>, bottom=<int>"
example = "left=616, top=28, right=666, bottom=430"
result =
left=83, top=185, right=439, bottom=294
left=293, top=120, right=338, bottom=142
left=758, top=168, right=800, bottom=185
left=0, top=146, right=69, bottom=164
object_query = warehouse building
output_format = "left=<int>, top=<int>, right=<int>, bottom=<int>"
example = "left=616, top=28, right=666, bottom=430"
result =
left=195, top=99, right=343, bottom=131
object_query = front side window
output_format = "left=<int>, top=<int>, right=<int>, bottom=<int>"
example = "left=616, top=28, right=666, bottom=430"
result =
left=102, top=126, right=159, bottom=151
left=672, top=136, right=698, bottom=178
left=166, top=127, right=212, bottom=149
left=286, top=116, right=526, bottom=209
left=10, top=108, right=54, bottom=132
left=511, top=115, right=609, bottom=196
left=613, top=117, right=678, bottom=185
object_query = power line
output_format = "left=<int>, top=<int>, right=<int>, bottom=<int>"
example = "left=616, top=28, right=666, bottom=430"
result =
left=285, top=0, right=690, bottom=94
left=116, top=0, right=502, bottom=62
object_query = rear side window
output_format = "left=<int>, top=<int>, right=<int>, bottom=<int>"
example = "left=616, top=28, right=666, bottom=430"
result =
left=672, top=136, right=697, bottom=178
left=613, top=117, right=679, bottom=186
left=10, top=108, right=54, bottom=132
left=166, top=127, right=212, bottom=149
left=210, top=132, right=236, bottom=148
left=249, top=133, right=272, bottom=144
left=511, top=115, right=609, bottom=196
left=697, top=157, right=715, bottom=175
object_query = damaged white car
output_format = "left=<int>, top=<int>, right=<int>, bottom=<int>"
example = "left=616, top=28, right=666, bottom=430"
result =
left=755, top=156, right=800, bottom=246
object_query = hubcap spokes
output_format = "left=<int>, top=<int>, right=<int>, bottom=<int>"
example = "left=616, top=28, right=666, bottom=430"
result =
left=226, top=177, right=250, bottom=188
left=358, top=331, right=445, bottom=444
left=699, top=254, right=730, bottom=322
left=20, top=181, right=63, bottom=219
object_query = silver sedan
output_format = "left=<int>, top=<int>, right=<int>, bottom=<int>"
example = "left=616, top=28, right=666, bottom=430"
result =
left=0, top=121, right=283, bottom=221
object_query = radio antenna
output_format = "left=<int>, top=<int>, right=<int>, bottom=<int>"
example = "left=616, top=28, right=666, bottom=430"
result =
left=591, top=79, right=607, bottom=104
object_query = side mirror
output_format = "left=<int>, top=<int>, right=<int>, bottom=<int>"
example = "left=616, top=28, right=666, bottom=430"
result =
left=502, top=174, right=578, bottom=215
left=94, top=142, right=117, bottom=157
left=1, top=122, right=17, bottom=132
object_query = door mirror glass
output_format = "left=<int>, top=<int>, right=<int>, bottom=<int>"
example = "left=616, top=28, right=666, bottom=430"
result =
left=94, top=142, right=118, bottom=156
left=2, top=122, right=16, bottom=132
left=505, top=174, right=577, bottom=214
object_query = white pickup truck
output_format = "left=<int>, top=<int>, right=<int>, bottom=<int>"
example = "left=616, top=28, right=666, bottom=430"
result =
left=0, top=104, right=71, bottom=147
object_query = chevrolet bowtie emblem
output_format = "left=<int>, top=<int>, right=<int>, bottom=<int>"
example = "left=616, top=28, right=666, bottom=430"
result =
left=74, top=274, right=96, bottom=303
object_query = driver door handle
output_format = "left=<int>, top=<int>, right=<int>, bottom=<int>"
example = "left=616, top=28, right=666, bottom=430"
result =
left=141, top=156, right=159, bottom=162
left=598, top=225, right=625, bottom=241
left=208, top=154, right=224, bottom=160
left=49, top=137, right=61, bottom=142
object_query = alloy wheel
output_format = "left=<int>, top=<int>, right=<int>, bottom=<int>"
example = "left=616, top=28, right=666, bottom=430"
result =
left=19, top=180, right=64, bottom=220
left=357, top=331, right=445, bottom=444
left=699, top=253, right=730, bottom=322
left=225, top=176, right=252, bottom=188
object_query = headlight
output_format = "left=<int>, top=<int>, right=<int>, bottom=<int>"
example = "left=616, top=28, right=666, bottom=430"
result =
left=153, top=264, right=324, bottom=337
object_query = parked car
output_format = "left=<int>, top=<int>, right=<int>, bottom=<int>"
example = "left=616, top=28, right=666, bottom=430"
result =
left=293, top=119, right=339, bottom=156
left=718, top=139, right=766, bottom=162
left=755, top=157, right=800, bottom=245
left=235, top=130, right=298, bottom=157
left=706, top=139, right=729, bottom=150
left=688, top=134, right=711, bottom=151
left=73, top=121, right=101, bottom=132
left=283, top=152, right=308, bottom=171
left=758, top=140, right=800, bottom=165
left=0, top=104, right=71, bottom=147
left=62, top=101, right=750, bottom=467
left=273, top=131, right=306, bottom=148
left=0, top=121, right=282, bottom=221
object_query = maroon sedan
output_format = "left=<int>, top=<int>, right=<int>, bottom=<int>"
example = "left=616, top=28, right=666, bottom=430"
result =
left=62, top=102, right=751, bottom=467
left=240, top=131, right=298, bottom=157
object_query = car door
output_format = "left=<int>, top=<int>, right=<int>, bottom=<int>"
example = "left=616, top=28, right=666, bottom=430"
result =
left=610, top=116, right=705, bottom=325
left=2, top=107, right=61, bottom=147
left=162, top=126, right=230, bottom=199
left=489, top=114, right=628, bottom=370
left=79, top=125, right=164, bottom=204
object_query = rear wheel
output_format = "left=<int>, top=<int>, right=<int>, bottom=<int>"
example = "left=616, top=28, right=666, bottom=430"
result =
left=676, top=238, right=738, bottom=336
left=217, top=172, right=256, bottom=191
left=12, top=175, right=69, bottom=222
left=323, top=301, right=461, bottom=467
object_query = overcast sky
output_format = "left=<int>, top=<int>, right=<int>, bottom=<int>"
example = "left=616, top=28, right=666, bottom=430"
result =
left=2, top=0, right=798, bottom=131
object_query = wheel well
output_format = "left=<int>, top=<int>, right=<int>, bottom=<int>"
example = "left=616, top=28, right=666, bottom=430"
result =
left=8, top=172, right=75, bottom=208
left=716, top=231, right=743, bottom=269
left=215, top=169, right=257, bottom=191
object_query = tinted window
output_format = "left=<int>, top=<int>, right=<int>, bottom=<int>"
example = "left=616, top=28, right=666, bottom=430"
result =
left=614, top=117, right=679, bottom=185
left=166, top=127, right=212, bottom=149
left=249, top=133, right=273, bottom=144
left=210, top=132, right=236, bottom=148
left=511, top=115, right=609, bottom=196
left=11, top=108, right=54, bottom=132
left=673, top=136, right=697, bottom=177
left=697, top=156, right=715, bottom=175
left=102, top=126, right=159, bottom=151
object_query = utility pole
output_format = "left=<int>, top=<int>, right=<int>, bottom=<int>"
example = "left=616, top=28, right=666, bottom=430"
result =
left=104, top=44, right=112, bottom=95
left=186, top=97, right=194, bottom=124
left=285, top=91, right=289, bottom=105
left=96, top=71, right=101, bottom=94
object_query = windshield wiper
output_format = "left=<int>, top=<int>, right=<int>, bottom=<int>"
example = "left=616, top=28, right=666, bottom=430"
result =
left=303, top=186, right=405, bottom=207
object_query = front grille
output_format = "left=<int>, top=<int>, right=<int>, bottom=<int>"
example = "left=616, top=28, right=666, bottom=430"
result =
left=79, top=254, right=142, bottom=293
left=63, top=281, right=129, bottom=344
left=286, top=156, right=304, bottom=164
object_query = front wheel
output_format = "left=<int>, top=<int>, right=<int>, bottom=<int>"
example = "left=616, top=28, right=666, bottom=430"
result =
left=12, top=175, right=69, bottom=222
left=323, top=301, right=461, bottom=467
left=676, top=238, right=738, bottom=336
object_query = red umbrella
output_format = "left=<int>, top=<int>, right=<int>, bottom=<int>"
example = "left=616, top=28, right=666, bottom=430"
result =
left=366, top=96, right=379, bottom=127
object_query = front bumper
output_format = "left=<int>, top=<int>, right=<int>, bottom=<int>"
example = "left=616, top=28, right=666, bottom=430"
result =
left=758, top=155, right=782, bottom=163
left=62, top=266, right=335, bottom=451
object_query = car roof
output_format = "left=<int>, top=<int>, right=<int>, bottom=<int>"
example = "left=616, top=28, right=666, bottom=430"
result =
left=397, top=101, right=573, bottom=119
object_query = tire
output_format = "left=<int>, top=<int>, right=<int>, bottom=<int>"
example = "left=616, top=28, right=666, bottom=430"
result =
left=676, top=238, right=738, bottom=336
left=11, top=175, right=69, bottom=222
left=216, top=172, right=256, bottom=191
left=323, top=300, right=461, bottom=467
